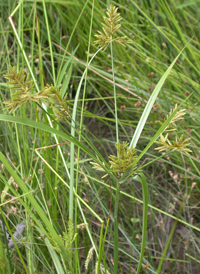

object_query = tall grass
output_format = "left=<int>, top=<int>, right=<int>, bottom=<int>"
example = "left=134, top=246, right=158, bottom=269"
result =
left=0, top=0, right=200, bottom=273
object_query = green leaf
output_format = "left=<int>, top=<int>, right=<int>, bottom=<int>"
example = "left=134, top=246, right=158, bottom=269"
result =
left=129, top=44, right=188, bottom=148
left=56, top=45, right=78, bottom=89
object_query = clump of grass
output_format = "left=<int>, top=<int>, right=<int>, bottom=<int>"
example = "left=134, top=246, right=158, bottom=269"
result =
left=0, top=0, right=199, bottom=273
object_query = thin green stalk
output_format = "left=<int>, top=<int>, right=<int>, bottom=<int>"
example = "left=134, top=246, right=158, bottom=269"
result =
left=42, top=0, right=56, bottom=84
left=14, top=0, right=24, bottom=177
left=56, top=0, right=90, bottom=86
left=100, top=199, right=112, bottom=273
left=110, top=34, right=121, bottom=274
left=135, top=173, right=148, bottom=274
left=74, top=0, right=94, bottom=271
left=30, top=2, right=36, bottom=71
left=114, top=182, right=120, bottom=274
left=186, top=253, right=200, bottom=264
left=53, top=131, right=59, bottom=221
left=69, top=48, right=102, bottom=222
left=96, top=223, right=105, bottom=274
left=10, top=1, right=20, bottom=17
left=110, top=41, right=119, bottom=144
left=99, top=178, right=112, bottom=272
left=36, top=12, right=44, bottom=89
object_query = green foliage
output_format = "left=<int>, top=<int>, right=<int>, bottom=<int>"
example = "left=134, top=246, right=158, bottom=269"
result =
left=0, top=226, right=11, bottom=274
left=0, top=0, right=199, bottom=273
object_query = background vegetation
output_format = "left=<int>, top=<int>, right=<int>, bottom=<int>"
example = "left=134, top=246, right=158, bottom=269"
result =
left=0, top=0, right=200, bottom=273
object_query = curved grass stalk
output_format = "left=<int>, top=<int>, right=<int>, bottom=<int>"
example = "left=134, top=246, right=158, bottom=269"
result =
left=73, top=0, right=102, bottom=272
left=129, top=44, right=189, bottom=149
left=56, top=0, right=90, bottom=87
left=42, top=0, right=55, bottom=84
left=134, top=173, right=148, bottom=274
left=69, top=47, right=102, bottom=221
left=69, top=0, right=95, bottom=222
left=113, top=182, right=120, bottom=274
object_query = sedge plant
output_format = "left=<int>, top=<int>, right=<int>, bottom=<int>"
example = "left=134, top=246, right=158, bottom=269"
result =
left=0, top=1, right=195, bottom=274
left=92, top=4, right=192, bottom=274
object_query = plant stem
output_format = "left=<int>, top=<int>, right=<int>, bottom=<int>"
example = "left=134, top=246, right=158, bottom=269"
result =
left=96, top=223, right=105, bottom=274
left=114, top=182, right=120, bottom=273
left=68, top=48, right=102, bottom=222
left=111, top=36, right=120, bottom=273
left=110, top=41, right=119, bottom=144
left=135, top=173, right=148, bottom=274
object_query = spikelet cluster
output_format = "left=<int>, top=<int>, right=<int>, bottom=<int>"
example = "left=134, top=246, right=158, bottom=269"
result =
left=85, top=247, right=94, bottom=271
left=4, top=66, right=35, bottom=112
left=41, top=84, right=71, bottom=120
left=155, top=105, right=191, bottom=154
left=94, top=5, right=130, bottom=51
left=4, top=66, right=71, bottom=121
left=155, top=134, right=191, bottom=154
left=77, top=222, right=88, bottom=230
left=95, top=261, right=111, bottom=274
left=109, top=142, right=138, bottom=178
left=164, top=104, right=186, bottom=131
left=49, top=218, right=77, bottom=266
left=91, top=142, right=138, bottom=179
